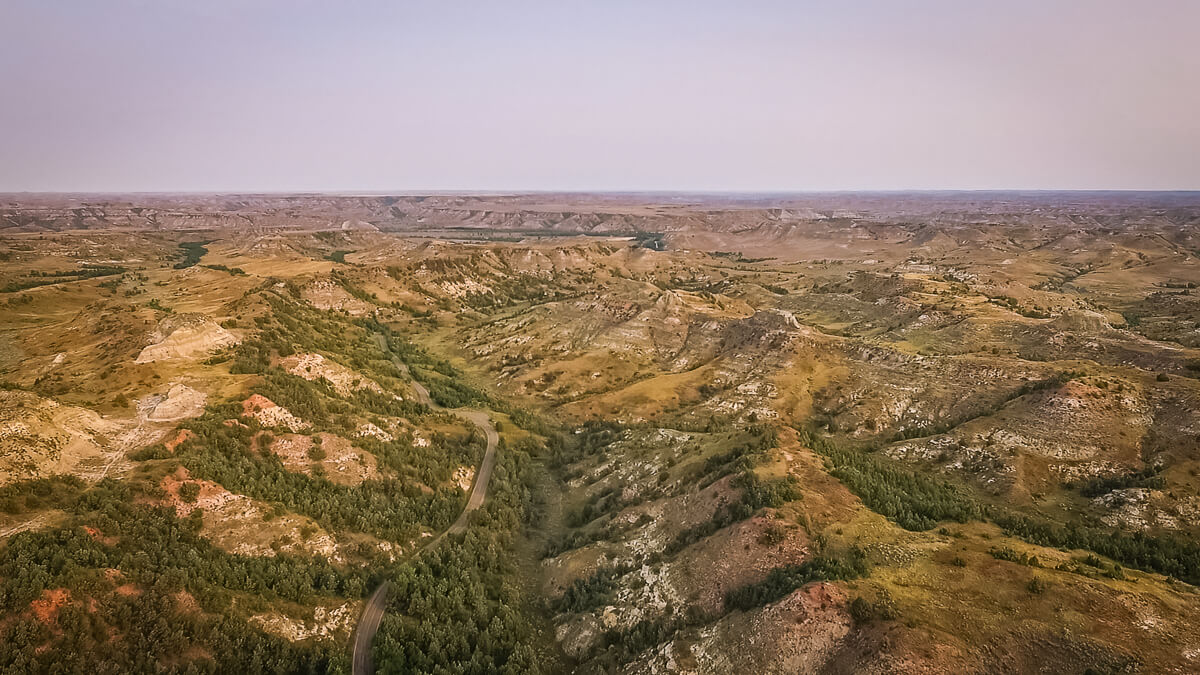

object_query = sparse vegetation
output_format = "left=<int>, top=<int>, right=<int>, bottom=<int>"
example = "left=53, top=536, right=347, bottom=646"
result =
left=5, top=193, right=1200, bottom=673
left=724, top=549, right=869, bottom=611
left=801, top=426, right=1200, bottom=584
left=1, top=264, right=126, bottom=293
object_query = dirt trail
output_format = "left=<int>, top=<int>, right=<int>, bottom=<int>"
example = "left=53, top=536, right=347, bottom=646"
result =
left=351, top=334, right=500, bottom=675
left=0, top=511, right=58, bottom=539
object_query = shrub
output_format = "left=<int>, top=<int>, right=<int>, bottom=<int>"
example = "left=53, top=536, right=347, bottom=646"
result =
left=849, top=596, right=874, bottom=623
left=129, top=444, right=171, bottom=461
left=724, top=549, right=869, bottom=611
left=179, top=482, right=201, bottom=503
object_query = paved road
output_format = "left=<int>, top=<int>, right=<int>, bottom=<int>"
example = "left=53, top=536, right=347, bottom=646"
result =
left=351, top=335, right=500, bottom=675
left=350, top=582, right=391, bottom=675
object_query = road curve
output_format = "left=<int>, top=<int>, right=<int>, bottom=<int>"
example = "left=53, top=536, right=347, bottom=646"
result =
left=352, top=335, right=500, bottom=675
left=350, top=582, right=390, bottom=675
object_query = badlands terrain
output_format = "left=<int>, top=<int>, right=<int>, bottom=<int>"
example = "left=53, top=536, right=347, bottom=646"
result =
left=1, top=192, right=1200, bottom=673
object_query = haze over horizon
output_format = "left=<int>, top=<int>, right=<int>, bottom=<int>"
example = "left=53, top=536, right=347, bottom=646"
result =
left=2, top=1, right=1198, bottom=193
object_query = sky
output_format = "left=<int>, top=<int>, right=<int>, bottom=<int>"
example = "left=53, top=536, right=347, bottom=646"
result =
left=1, top=1, right=1197, bottom=192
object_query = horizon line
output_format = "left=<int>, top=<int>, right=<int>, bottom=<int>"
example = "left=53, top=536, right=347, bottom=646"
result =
left=3, top=188, right=1200, bottom=197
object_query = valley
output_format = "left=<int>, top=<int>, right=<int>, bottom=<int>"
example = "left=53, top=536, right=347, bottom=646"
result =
left=1, top=192, right=1200, bottom=673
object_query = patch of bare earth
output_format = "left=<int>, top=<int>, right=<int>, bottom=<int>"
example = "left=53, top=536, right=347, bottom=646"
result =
left=264, top=432, right=377, bottom=486
left=627, top=583, right=851, bottom=675
left=669, top=512, right=811, bottom=615
left=0, top=510, right=66, bottom=541
left=249, top=602, right=358, bottom=643
left=173, top=590, right=200, bottom=614
left=134, top=313, right=239, bottom=364
left=241, top=394, right=309, bottom=432
left=159, top=467, right=349, bottom=561
left=29, top=588, right=71, bottom=626
left=82, top=525, right=118, bottom=546
left=452, top=464, right=475, bottom=491
left=143, top=384, right=207, bottom=422
left=164, top=428, right=195, bottom=452
left=279, top=352, right=383, bottom=396
left=355, top=421, right=394, bottom=441
left=0, top=389, right=125, bottom=485
left=301, top=279, right=373, bottom=316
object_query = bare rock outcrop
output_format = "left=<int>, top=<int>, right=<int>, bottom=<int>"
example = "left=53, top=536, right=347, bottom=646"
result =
left=301, top=279, right=373, bottom=316
left=241, top=394, right=309, bottom=432
left=0, top=390, right=123, bottom=485
left=145, top=384, right=207, bottom=422
left=135, top=313, right=239, bottom=363
left=279, top=352, right=383, bottom=396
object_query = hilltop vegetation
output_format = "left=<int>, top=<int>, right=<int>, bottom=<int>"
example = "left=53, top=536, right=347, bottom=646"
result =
left=2, top=193, right=1200, bottom=673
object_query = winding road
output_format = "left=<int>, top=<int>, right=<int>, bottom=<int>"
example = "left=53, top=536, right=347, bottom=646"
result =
left=351, top=335, right=500, bottom=675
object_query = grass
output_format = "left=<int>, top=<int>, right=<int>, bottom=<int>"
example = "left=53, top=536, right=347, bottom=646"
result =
left=4, top=215, right=1200, bottom=672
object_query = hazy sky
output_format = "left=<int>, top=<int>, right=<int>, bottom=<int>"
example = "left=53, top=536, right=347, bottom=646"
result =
left=1, top=1, right=1197, bottom=192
